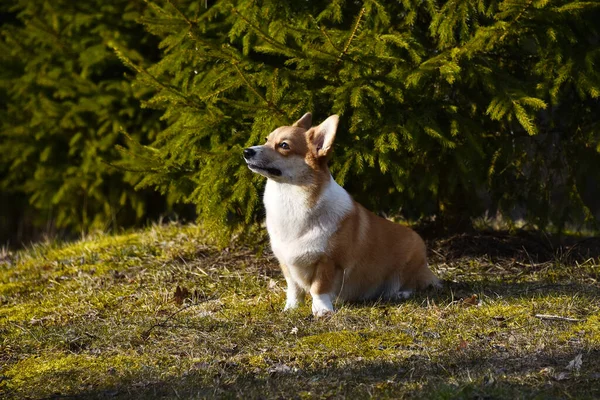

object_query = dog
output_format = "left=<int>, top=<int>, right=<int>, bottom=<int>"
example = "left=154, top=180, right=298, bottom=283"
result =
left=243, top=112, right=440, bottom=317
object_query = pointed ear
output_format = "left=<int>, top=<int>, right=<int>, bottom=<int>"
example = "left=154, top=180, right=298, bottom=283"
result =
left=292, top=112, right=312, bottom=129
left=308, top=115, right=339, bottom=158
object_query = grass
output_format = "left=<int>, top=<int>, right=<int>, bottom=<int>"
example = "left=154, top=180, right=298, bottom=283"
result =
left=1, top=223, right=599, bottom=399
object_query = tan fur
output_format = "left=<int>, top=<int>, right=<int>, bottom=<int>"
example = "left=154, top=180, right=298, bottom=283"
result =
left=327, top=202, right=439, bottom=299
left=264, top=125, right=330, bottom=207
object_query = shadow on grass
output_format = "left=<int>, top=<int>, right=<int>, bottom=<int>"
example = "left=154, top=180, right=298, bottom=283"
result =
left=424, top=230, right=600, bottom=263
left=4, top=230, right=599, bottom=400
left=35, top=346, right=600, bottom=399
left=14, top=275, right=599, bottom=400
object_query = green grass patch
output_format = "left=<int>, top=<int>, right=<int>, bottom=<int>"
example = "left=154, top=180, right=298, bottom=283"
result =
left=1, top=224, right=599, bottom=399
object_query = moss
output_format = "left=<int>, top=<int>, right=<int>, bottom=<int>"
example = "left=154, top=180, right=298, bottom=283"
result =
left=299, top=329, right=413, bottom=359
left=2, top=353, right=144, bottom=398
left=577, top=314, right=600, bottom=345
left=1, top=224, right=599, bottom=399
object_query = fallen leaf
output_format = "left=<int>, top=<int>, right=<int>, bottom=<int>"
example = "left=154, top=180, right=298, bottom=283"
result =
left=462, top=294, right=480, bottom=307
left=566, top=354, right=583, bottom=372
left=173, top=285, right=190, bottom=305
left=268, top=363, right=294, bottom=374
left=457, top=339, right=468, bottom=350
left=112, top=270, right=127, bottom=280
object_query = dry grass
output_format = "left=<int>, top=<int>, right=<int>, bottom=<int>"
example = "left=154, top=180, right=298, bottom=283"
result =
left=1, top=223, right=599, bottom=399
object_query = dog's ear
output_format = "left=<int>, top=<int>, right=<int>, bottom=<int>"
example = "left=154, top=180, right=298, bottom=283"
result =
left=292, top=112, right=312, bottom=129
left=308, top=115, right=339, bottom=158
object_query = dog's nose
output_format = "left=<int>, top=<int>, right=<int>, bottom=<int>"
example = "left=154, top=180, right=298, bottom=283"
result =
left=243, top=148, right=256, bottom=159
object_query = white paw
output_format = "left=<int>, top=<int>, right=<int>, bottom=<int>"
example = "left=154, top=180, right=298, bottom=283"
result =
left=283, top=291, right=304, bottom=311
left=283, top=301, right=300, bottom=311
left=313, top=308, right=334, bottom=318
left=397, top=290, right=413, bottom=300
left=311, top=293, right=334, bottom=317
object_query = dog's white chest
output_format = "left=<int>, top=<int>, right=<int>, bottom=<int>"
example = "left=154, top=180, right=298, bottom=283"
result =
left=264, top=176, right=353, bottom=268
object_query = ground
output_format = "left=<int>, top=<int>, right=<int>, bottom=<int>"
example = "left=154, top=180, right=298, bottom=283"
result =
left=1, top=224, right=599, bottom=399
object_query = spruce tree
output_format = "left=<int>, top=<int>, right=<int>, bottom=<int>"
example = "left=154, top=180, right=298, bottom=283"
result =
left=115, top=0, right=599, bottom=237
left=0, top=0, right=164, bottom=241
left=118, top=0, right=600, bottom=239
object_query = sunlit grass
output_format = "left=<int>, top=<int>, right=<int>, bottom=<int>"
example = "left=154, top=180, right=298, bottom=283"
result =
left=1, top=223, right=599, bottom=399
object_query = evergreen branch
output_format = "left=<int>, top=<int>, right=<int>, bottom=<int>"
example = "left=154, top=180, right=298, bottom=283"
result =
left=512, top=0, right=535, bottom=24
left=232, top=63, right=267, bottom=104
left=276, top=19, right=347, bottom=61
left=499, top=0, right=535, bottom=41
left=110, top=43, right=205, bottom=111
left=230, top=7, right=304, bottom=58
left=199, top=83, right=238, bottom=101
left=28, top=15, right=75, bottom=58
left=221, top=98, right=281, bottom=113
left=336, top=7, right=366, bottom=66
left=112, top=139, right=163, bottom=169
left=165, top=0, right=193, bottom=24
left=319, top=24, right=341, bottom=53
left=232, top=62, right=286, bottom=116
left=270, top=69, right=278, bottom=103
left=165, top=0, right=240, bottom=61
left=102, top=160, right=161, bottom=174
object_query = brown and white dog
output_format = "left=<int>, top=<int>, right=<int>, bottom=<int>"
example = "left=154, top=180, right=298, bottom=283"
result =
left=243, top=113, right=440, bottom=317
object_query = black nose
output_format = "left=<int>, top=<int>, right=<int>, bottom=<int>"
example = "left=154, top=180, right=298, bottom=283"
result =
left=243, top=148, right=256, bottom=159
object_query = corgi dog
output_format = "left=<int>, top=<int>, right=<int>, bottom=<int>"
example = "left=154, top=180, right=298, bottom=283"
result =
left=243, top=113, right=440, bottom=317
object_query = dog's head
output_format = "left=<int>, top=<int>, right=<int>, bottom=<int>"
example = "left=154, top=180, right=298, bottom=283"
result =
left=243, top=113, right=339, bottom=185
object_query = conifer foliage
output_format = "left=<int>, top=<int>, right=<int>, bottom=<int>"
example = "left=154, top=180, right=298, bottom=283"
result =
left=2, top=1, right=599, bottom=244
left=120, top=0, right=600, bottom=237
left=0, top=0, right=163, bottom=241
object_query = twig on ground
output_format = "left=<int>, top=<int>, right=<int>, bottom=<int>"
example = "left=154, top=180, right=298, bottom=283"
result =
left=534, top=314, right=581, bottom=322
left=141, top=303, right=199, bottom=341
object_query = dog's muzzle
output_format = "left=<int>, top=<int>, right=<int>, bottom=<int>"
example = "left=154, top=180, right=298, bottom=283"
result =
left=243, top=147, right=282, bottom=177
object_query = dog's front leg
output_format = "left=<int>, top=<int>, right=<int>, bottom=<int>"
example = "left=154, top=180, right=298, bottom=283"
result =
left=310, top=257, right=336, bottom=318
left=281, top=264, right=305, bottom=311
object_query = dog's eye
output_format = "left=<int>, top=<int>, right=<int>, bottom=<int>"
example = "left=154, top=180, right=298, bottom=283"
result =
left=279, top=142, right=290, bottom=150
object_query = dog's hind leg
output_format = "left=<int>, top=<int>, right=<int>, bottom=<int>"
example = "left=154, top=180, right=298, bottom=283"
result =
left=380, top=273, right=413, bottom=301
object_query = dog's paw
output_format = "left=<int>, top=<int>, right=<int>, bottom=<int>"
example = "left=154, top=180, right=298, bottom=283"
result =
left=311, top=293, right=334, bottom=318
left=283, top=302, right=299, bottom=311
left=313, top=308, right=334, bottom=319
left=430, top=278, right=443, bottom=289
left=396, top=290, right=413, bottom=300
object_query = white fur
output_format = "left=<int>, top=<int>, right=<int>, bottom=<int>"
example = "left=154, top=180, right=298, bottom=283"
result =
left=246, top=145, right=309, bottom=184
left=283, top=278, right=305, bottom=310
left=264, top=177, right=354, bottom=316
left=264, top=175, right=353, bottom=294
left=311, top=293, right=334, bottom=317
left=397, top=290, right=413, bottom=299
